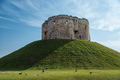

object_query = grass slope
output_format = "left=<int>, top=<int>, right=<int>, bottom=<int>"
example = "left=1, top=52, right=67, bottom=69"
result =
left=0, top=39, right=120, bottom=70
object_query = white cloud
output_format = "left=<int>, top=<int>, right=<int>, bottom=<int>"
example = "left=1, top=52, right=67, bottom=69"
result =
left=10, top=0, right=38, bottom=12
left=0, top=2, right=22, bottom=18
left=0, top=0, right=45, bottom=27
left=26, top=0, right=38, bottom=10
left=117, top=32, right=120, bottom=35
left=1, top=0, right=120, bottom=30
left=65, top=0, right=96, bottom=18
left=62, top=0, right=120, bottom=31
left=0, top=16, right=17, bottom=22
left=20, top=19, right=43, bottom=27
left=99, top=39, right=120, bottom=52
left=91, top=0, right=120, bottom=31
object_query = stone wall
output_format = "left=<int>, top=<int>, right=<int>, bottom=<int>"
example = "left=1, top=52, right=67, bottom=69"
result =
left=42, top=15, right=90, bottom=41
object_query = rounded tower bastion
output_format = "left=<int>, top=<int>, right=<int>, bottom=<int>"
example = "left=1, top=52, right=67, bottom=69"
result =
left=42, top=15, right=90, bottom=41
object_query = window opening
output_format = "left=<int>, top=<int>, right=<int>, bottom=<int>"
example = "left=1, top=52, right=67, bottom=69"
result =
left=79, top=36, right=81, bottom=39
left=44, top=31, right=47, bottom=39
left=74, top=30, right=78, bottom=34
left=54, top=21, right=55, bottom=24
left=45, top=31, right=47, bottom=35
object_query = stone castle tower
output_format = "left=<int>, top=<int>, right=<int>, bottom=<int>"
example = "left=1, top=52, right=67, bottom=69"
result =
left=42, top=15, right=90, bottom=41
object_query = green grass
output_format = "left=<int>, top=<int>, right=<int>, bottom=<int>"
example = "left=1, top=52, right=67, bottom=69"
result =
left=0, top=39, right=120, bottom=70
left=0, top=70, right=120, bottom=80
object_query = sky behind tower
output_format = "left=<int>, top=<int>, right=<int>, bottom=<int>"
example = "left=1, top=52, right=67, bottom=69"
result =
left=0, top=0, right=120, bottom=58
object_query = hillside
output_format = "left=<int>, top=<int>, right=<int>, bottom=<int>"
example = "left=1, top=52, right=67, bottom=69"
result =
left=0, top=39, right=120, bottom=70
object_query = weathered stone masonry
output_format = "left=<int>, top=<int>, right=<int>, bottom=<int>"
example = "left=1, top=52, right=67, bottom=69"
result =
left=42, top=15, right=90, bottom=41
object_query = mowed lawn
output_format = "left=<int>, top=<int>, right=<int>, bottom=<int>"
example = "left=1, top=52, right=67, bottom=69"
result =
left=0, top=69, right=120, bottom=80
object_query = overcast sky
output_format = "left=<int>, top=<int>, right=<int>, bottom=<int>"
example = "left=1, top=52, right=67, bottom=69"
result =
left=0, top=0, right=120, bottom=58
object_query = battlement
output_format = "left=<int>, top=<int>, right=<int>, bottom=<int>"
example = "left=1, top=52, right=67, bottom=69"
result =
left=42, top=15, right=90, bottom=41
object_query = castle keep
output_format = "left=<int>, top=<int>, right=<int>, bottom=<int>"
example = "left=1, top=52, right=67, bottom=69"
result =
left=42, top=15, right=90, bottom=41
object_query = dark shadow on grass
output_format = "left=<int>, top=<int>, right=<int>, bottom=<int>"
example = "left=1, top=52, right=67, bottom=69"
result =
left=0, top=39, right=74, bottom=71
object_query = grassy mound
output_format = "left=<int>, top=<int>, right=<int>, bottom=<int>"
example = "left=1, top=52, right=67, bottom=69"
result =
left=0, top=39, right=120, bottom=70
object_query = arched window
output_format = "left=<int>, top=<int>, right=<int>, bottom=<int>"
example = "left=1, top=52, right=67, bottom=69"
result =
left=45, top=31, right=47, bottom=35
left=79, top=36, right=81, bottom=39
left=54, top=21, right=55, bottom=24
left=74, top=30, right=78, bottom=34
